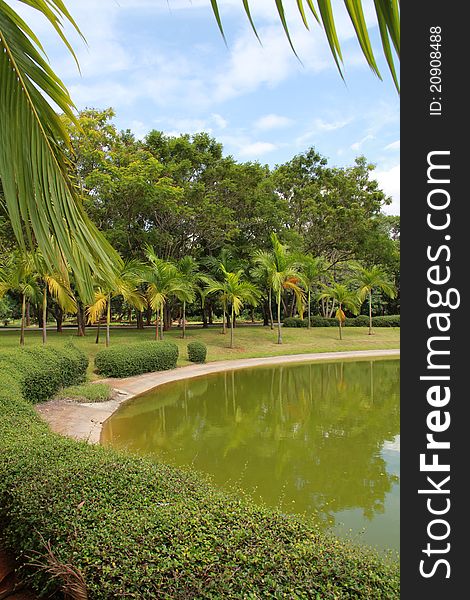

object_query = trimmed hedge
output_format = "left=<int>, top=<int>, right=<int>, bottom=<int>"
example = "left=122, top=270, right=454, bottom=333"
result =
left=283, top=315, right=400, bottom=328
left=0, top=345, right=399, bottom=599
left=187, top=341, right=207, bottom=363
left=95, top=340, right=178, bottom=378
left=0, top=343, right=88, bottom=403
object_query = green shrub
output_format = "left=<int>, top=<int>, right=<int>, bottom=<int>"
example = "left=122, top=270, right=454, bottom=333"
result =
left=187, top=340, right=207, bottom=363
left=282, top=317, right=307, bottom=328
left=0, top=343, right=88, bottom=404
left=344, top=315, right=370, bottom=327
left=371, top=315, right=400, bottom=327
left=95, top=341, right=178, bottom=378
left=0, top=346, right=399, bottom=599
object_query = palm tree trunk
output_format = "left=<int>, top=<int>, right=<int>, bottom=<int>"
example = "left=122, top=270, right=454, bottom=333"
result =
left=268, top=288, right=274, bottom=329
left=277, top=291, right=282, bottom=344
left=95, top=321, right=100, bottom=344
left=155, top=309, right=158, bottom=340
left=222, top=299, right=226, bottom=334
left=160, top=305, right=164, bottom=340
left=230, top=305, right=234, bottom=348
left=307, top=289, right=311, bottom=329
left=106, top=294, right=111, bottom=347
left=20, top=293, right=26, bottom=346
left=338, top=303, right=343, bottom=340
left=25, top=301, right=30, bottom=327
left=182, top=300, right=186, bottom=339
left=368, top=290, right=372, bottom=335
left=42, top=286, right=47, bottom=344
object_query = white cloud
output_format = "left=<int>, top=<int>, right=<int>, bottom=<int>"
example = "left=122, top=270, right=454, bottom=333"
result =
left=350, top=134, right=374, bottom=152
left=238, top=141, right=278, bottom=157
left=296, top=117, right=352, bottom=146
left=255, top=114, right=293, bottom=130
left=374, top=164, right=400, bottom=215
left=211, top=113, right=228, bottom=129
left=384, top=140, right=400, bottom=152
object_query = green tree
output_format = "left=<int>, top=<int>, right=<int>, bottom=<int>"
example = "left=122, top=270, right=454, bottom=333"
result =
left=352, top=265, right=396, bottom=334
left=0, top=251, right=40, bottom=345
left=176, top=256, right=199, bottom=339
left=298, top=255, right=324, bottom=329
left=257, top=234, right=304, bottom=345
left=87, top=260, right=145, bottom=347
left=145, top=248, right=192, bottom=340
left=206, top=268, right=259, bottom=349
left=319, top=283, right=360, bottom=340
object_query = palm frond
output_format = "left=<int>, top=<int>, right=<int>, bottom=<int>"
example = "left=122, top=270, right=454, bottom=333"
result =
left=0, top=1, right=120, bottom=302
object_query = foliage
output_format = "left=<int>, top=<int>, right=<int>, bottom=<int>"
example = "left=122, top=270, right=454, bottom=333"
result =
left=0, top=362, right=399, bottom=598
left=0, top=343, right=87, bottom=404
left=187, top=341, right=207, bottom=364
left=210, top=1, right=400, bottom=89
left=95, top=341, right=178, bottom=378
left=58, top=382, right=112, bottom=403
left=283, top=315, right=400, bottom=328
left=0, top=3, right=119, bottom=301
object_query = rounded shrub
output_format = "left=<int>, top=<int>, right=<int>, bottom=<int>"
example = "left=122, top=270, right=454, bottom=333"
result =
left=187, top=340, right=207, bottom=363
left=282, top=317, right=307, bottom=328
left=95, top=340, right=178, bottom=378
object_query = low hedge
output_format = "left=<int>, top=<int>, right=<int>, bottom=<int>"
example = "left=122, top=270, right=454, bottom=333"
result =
left=95, top=340, right=179, bottom=378
left=187, top=341, right=207, bottom=363
left=0, top=346, right=399, bottom=599
left=283, top=315, right=400, bottom=328
left=0, top=343, right=88, bottom=403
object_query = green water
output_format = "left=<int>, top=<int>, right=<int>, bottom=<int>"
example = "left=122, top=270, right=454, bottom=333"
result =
left=102, top=359, right=400, bottom=551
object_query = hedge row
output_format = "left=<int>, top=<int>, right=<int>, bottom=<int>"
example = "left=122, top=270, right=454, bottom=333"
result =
left=95, top=340, right=179, bottom=377
left=0, top=343, right=88, bottom=403
left=0, top=346, right=399, bottom=598
left=283, top=315, right=400, bottom=328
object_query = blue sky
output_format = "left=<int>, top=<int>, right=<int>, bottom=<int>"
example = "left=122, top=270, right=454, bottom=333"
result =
left=16, top=0, right=400, bottom=214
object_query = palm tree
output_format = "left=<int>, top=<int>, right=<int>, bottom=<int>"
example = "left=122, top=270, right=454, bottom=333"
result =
left=258, top=234, right=304, bottom=345
left=210, top=1, right=400, bottom=89
left=0, top=1, right=120, bottom=301
left=352, top=265, right=397, bottom=334
left=251, top=250, right=275, bottom=330
left=35, top=251, right=77, bottom=345
left=87, top=259, right=145, bottom=347
left=319, top=283, right=360, bottom=340
left=176, top=256, right=199, bottom=339
left=206, top=268, right=260, bottom=349
left=145, top=248, right=192, bottom=340
left=0, top=251, right=40, bottom=345
left=298, top=255, right=324, bottom=329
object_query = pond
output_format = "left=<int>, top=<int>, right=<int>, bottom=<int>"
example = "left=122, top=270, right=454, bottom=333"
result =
left=101, top=358, right=400, bottom=551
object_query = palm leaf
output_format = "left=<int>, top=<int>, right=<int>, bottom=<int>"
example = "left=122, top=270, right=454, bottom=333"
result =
left=210, top=0, right=400, bottom=90
left=0, top=1, right=120, bottom=302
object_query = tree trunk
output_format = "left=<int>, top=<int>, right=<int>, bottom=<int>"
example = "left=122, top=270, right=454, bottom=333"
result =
left=160, top=305, right=164, bottom=340
left=268, top=288, right=274, bottom=329
left=307, top=289, right=311, bottom=329
left=368, top=290, right=373, bottom=335
left=146, top=306, right=152, bottom=326
left=208, top=302, right=213, bottom=325
left=251, top=308, right=255, bottom=323
left=77, top=304, right=86, bottom=336
left=277, top=291, right=282, bottom=344
left=338, top=303, right=343, bottom=340
left=55, top=305, right=63, bottom=332
left=202, top=302, right=208, bottom=328
left=95, top=321, right=101, bottom=344
left=164, top=304, right=172, bottom=331
left=182, top=300, right=186, bottom=339
left=106, top=294, right=111, bottom=347
left=136, top=310, right=144, bottom=330
left=230, top=305, right=234, bottom=348
left=42, top=287, right=47, bottom=344
left=20, top=293, right=26, bottom=346
left=262, top=301, right=269, bottom=326
left=222, top=299, right=227, bottom=334
left=25, top=301, right=30, bottom=327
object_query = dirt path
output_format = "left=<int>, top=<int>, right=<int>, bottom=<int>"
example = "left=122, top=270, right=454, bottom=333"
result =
left=36, top=349, right=399, bottom=444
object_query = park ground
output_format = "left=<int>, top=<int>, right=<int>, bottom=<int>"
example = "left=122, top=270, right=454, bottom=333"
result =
left=0, top=324, right=400, bottom=379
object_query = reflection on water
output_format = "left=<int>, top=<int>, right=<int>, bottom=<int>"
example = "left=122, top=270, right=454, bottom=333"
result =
left=102, top=359, right=400, bottom=550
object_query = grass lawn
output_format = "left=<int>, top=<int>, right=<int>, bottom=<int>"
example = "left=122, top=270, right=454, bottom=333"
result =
left=0, top=323, right=399, bottom=379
